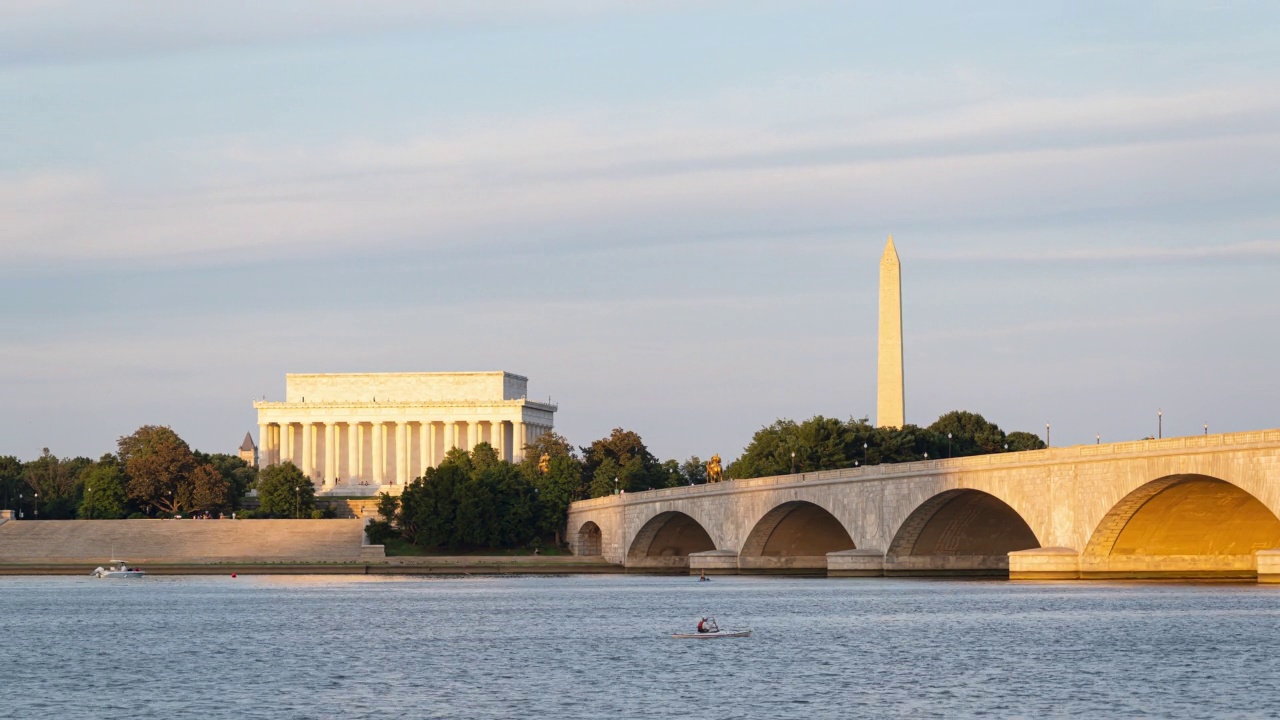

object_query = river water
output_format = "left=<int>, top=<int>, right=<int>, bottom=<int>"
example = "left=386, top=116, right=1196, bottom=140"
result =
left=1, top=574, right=1277, bottom=719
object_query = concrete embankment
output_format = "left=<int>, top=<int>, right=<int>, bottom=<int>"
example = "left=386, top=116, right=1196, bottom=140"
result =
left=0, top=518, right=620, bottom=575
left=0, top=518, right=369, bottom=564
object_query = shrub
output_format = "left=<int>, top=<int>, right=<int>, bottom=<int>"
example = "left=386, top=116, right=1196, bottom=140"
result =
left=364, top=519, right=399, bottom=545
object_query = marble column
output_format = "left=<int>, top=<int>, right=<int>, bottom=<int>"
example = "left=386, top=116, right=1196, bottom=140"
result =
left=418, top=422, right=429, bottom=479
left=429, top=422, right=440, bottom=467
left=396, top=421, right=408, bottom=485
left=372, top=422, right=384, bottom=485
left=301, top=422, right=314, bottom=480
left=324, top=423, right=337, bottom=485
left=357, top=424, right=365, bottom=485
left=495, top=421, right=506, bottom=462
left=347, top=422, right=359, bottom=485
left=257, top=424, right=269, bottom=469
left=282, top=423, right=293, bottom=466
left=513, top=421, right=526, bottom=462
left=445, top=421, right=456, bottom=452
left=467, top=421, right=478, bottom=451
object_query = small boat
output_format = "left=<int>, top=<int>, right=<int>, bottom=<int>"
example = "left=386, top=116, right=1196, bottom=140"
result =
left=91, top=560, right=146, bottom=579
left=671, top=617, right=751, bottom=639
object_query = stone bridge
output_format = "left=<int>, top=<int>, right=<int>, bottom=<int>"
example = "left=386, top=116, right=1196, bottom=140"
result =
left=565, top=429, right=1280, bottom=581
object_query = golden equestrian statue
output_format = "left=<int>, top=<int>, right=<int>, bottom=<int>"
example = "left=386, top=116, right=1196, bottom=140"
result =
left=538, top=453, right=551, bottom=474
left=705, top=454, right=723, bottom=483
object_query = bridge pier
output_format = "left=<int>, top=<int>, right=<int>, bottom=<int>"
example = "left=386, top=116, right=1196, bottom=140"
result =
left=1258, top=550, right=1280, bottom=583
left=1009, top=547, right=1081, bottom=580
left=827, top=549, right=885, bottom=577
left=689, top=550, right=739, bottom=575
left=738, top=555, right=828, bottom=576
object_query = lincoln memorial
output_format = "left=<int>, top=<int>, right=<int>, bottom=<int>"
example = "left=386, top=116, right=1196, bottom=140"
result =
left=253, top=372, right=557, bottom=495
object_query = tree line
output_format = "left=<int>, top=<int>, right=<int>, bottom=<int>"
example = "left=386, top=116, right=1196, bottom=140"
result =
left=726, top=410, right=1046, bottom=480
left=0, top=425, right=256, bottom=520
left=1, top=410, right=1045, bottom=551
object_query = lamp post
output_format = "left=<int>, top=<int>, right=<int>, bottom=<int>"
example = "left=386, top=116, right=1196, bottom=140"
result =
left=34, top=492, right=38, bottom=520
left=863, top=442, right=868, bottom=466
left=924, top=452, right=929, bottom=460
left=1096, top=434, right=1100, bottom=445
left=295, top=485, right=301, bottom=519
left=86, top=487, right=92, bottom=520
left=1158, top=409, right=1163, bottom=439
left=1204, top=422, right=1208, bottom=436
left=1045, top=423, right=1051, bottom=448
left=18, top=493, right=23, bottom=519
left=614, top=477, right=619, bottom=495
left=790, top=451, right=796, bottom=475
left=947, top=432, right=953, bottom=459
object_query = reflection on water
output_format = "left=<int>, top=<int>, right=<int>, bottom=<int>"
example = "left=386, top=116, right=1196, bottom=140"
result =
left=2, top=575, right=1278, bottom=719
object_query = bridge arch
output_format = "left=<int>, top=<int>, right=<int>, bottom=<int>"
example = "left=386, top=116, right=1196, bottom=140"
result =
left=738, top=500, right=855, bottom=574
left=886, top=488, right=1040, bottom=576
left=1082, top=474, right=1280, bottom=578
left=575, top=521, right=603, bottom=556
left=626, top=511, right=716, bottom=571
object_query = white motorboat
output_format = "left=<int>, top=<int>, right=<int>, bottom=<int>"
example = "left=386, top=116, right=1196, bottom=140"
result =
left=672, top=617, right=751, bottom=639
left=91, top=561, right=146, bottom=579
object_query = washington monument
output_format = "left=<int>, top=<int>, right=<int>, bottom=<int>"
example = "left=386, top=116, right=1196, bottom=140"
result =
left=877, top=236, right=904, bottom=428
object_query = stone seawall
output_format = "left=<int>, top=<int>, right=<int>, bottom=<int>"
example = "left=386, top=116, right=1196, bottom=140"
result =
left=0, top=519, right=368, bottom=564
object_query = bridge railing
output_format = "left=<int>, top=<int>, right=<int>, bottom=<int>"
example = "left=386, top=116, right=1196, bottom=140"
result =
left=567, top=428, right=1280, bottom=510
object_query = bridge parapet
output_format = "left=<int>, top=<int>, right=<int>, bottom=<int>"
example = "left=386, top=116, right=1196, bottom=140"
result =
left=573, top=428, right=1280, bottom=510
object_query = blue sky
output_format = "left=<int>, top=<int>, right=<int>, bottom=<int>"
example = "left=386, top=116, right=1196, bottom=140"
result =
left=2, top=1, right=1278, bottom=462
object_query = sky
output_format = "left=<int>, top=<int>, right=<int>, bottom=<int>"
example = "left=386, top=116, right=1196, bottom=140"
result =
left=2, top=1, right=1279, bottom=464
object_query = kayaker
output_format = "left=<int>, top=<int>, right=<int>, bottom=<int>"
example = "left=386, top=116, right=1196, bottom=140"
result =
left=697, top=618, right=709, bottom=633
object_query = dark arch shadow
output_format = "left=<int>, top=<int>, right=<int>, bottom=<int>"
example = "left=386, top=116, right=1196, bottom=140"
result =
left=576, top=521, right=602, bottom=556
left=738, top=501, right=855, bottom=574
left=885, top=489, right=1040, bottom=576
left=626, top=511, right=715, bottom=572
left=1081, top=474, right=1280, bottom=579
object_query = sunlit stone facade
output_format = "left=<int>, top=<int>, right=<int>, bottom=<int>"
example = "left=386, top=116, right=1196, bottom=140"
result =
left=253, top=372, right=556, bottom=495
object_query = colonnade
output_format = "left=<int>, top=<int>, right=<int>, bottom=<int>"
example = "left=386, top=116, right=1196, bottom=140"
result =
left=257, top=419, right=555, bottom=488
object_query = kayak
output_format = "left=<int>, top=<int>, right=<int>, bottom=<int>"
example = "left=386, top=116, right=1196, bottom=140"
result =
left=671, top=629, right=751, bottom=639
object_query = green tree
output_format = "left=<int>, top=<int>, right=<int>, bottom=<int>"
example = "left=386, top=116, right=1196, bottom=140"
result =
left=1, top=455, right=23, bottom=511
left=521, top=430, right=576, bottom=467
left=194, top=451, right=257, bottom=509
left=728, top=416, right=874, bottom=479
left=581, top=428, right=665, bottom=493
left=927, top=411, right=1006, bottom=457
left=399, top=462, right=465, bottom=548
left=1004, top=431, right=1047, bottom=451
left=184, top=463, right=232, bottom=514
left=526, top=454, right=585, bottom=545
left=118, top=426, right=196, bottom=515
left=78, top=456, right=129, bottom=519
left=679, top=456, right=707, bottom=486
left=376, top=492, right=400, bottom=522
left=398, top=444, right=545, bottom=551
left=23, top=448, right=82, bottom=519
left=256, top=462, right=315, bottom=518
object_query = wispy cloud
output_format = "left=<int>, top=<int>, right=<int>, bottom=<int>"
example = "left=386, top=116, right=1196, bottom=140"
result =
left=5, top=78, right=1279, bottom=271
left=0, top=1, right=689, bottom=66
left=917, top=241, right=1280, bottom=264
